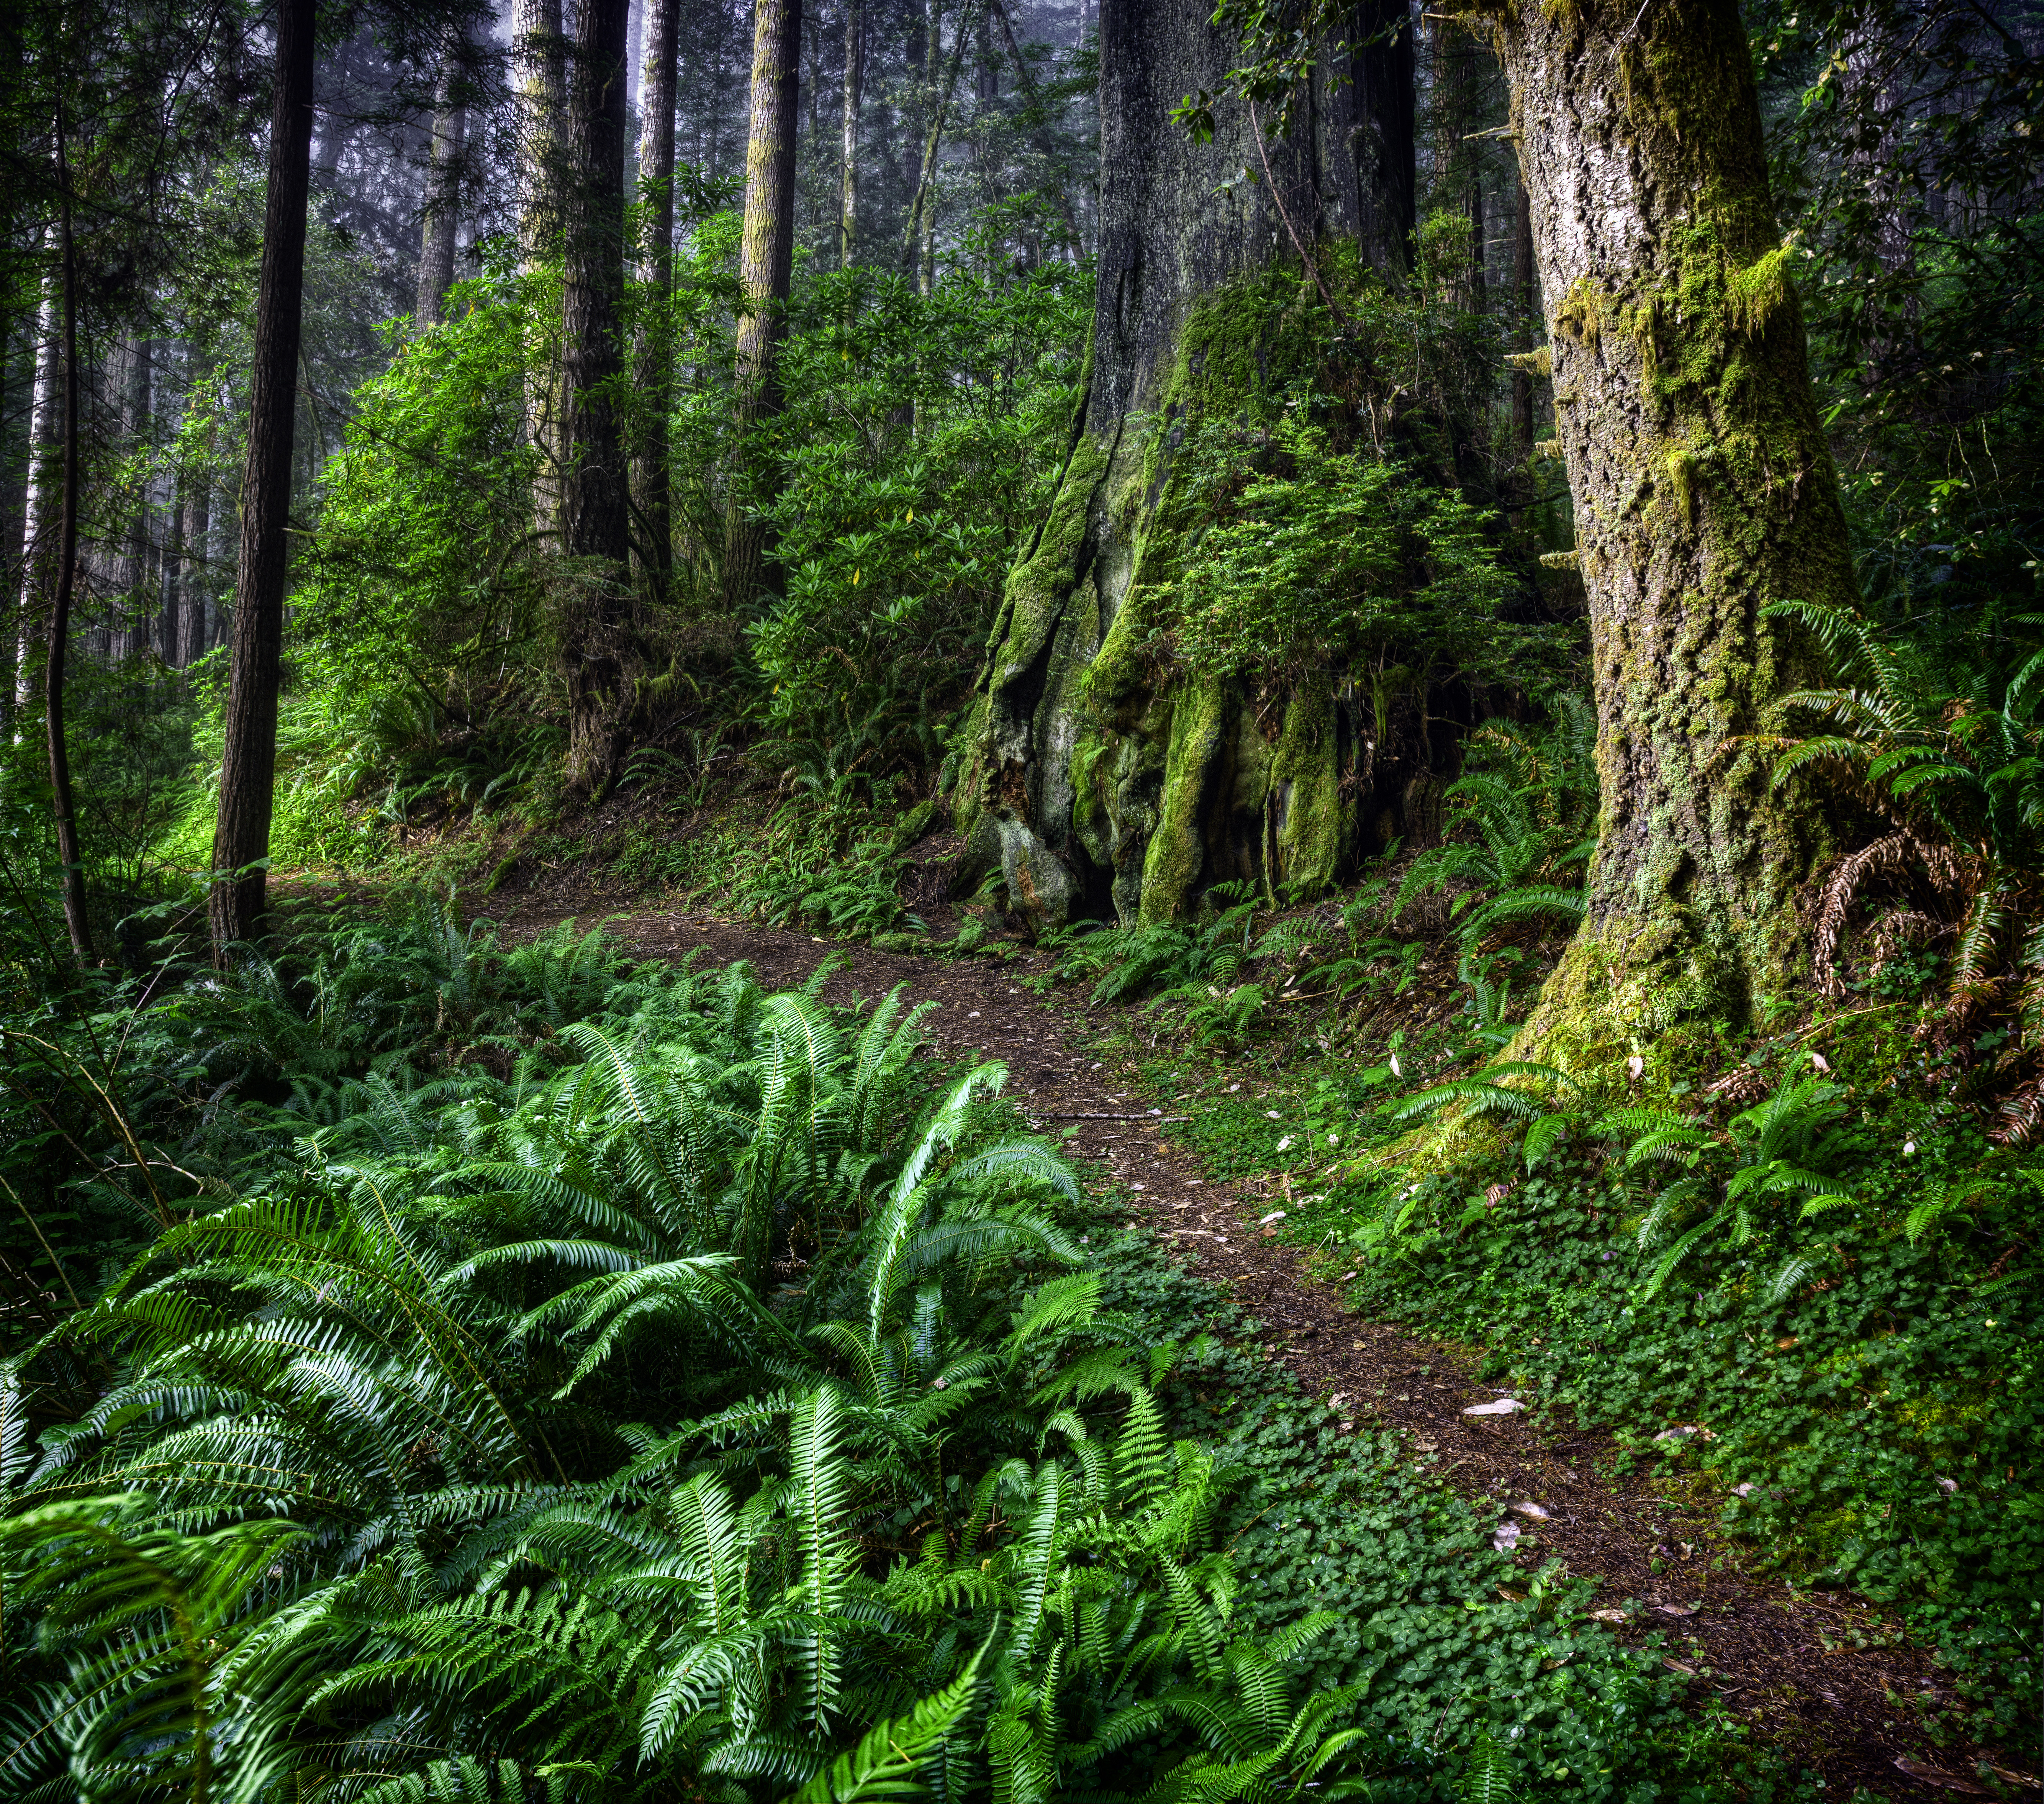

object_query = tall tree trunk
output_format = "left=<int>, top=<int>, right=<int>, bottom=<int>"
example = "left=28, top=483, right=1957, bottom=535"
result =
left=953, top=0, right=1425, bottom=930
left=113, top=338, right=153, bottom=660
left=416, top=27, right=468, bottom=328
left=722, top=0, right=803, bottom=614
left=838, top=0, right=863, bottom=264
left=1346, top=0, right=1414, bottom=278
left=1510, top=170, right=1535, bottom=461
left=12, top=266, right=60, bottom=736
left=48, top=141, right=91, bottom=965
left=987, top=0, right=1078, bottom=247
left=632, top=0, right=678, bottom=601
left=209, top=0, right=316, bottom=956
left=561, top=0, right=635, bottom=795
left=1494, top=0, right=1851, bottom=1048
left=919, top=0, right=943, bottom=292
left=177, top=375, right=214, bottom=670
left=904, top=9, right=966, bottom=293
left=162, top=463, right=183, bottom=670
left=516, top=0, right=570, bottom=537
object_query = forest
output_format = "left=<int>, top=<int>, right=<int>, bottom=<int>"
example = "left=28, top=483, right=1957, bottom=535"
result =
left=0, top=0, right=2040, bottom=1794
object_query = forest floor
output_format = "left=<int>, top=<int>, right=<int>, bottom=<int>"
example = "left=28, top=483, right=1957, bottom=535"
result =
left=477, top=844, right=2031, bottom=1802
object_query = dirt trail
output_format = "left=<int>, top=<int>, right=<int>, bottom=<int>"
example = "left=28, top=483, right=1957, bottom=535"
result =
left=504, top=894, right=2023, bottom=1800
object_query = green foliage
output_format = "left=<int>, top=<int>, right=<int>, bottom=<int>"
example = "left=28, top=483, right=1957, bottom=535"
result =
left=742, top=234, right=1090, bottom=780
left=1395, top=708, right=1597, bottom=952
left=1759, top=596, right=2044, bottom=1134
left=1163, top=417, right=1531, bottom=691
left=1257, top=1023, right=2042, bottom=1735
left=0, top=889, right=1775, bottom=1801
left=1043, top=883, right=1296, bottom=1047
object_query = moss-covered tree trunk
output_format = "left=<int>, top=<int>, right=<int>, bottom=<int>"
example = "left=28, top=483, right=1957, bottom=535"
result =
left=1492, top=0, right=1854, bottom=1049
left=951, top=0, right=1425, bottom=929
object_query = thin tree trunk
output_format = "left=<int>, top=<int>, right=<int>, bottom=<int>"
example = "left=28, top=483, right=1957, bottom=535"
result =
left=1510, top=171, right=1534, bottom=462
left=48, top=137, right=91, bottom=965
left=416, top=27, right=468, bottom=328
left=561, top=0, right=634, bottom=795
left=632, top=0, right=678, bottom=601
left=722, top=0, right=804, bottom=614
left=838, top=0, right=863, bottom=265
left=162, top=461, right=183, bottom=670
left=986, top=0, right=1077, bottom=246
left=209, top=0, right=316, bottom=956
left=1350, top=0, right=1414, bottom=278
left=919, top=0, right=947, bottom=291
left=1494, top=0, right=1851, bottom=1045
left=177, top=380, right=213, bottom=670
left=115, top=338, right=153, bottom=660
left=903, top=10, right=966, bottom=285
left=13, top=265, right=59, bottom=732
left=516, top=0, right=570, bottom=537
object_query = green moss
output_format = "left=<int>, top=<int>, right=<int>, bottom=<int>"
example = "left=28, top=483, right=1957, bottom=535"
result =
left=1725, top=242, right=1796, bottom=336
left=992, top=428, right=1114, bottom=693
left=1666, top=447, right=1700, bottom=529
left=1269, top=686, right=1344, bottom=896
left=1139, top=684, right=1229, bottom=924
left=1554, top=277, right=1607, bottom=347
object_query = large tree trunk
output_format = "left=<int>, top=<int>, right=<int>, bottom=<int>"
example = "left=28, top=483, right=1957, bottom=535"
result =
left=11, top=267, right=61, bottom=736
left=722, top=0, right=803, bottom=613
left=415, top=27, right=468, bottom=329
left=1493, top=0, right=1851, bottom=1047
left=209, top=0, right=315, bottom=956
left=631, top=0, right=678, bottom=603
left=950, top=0, right=1423, bottom=930
left=560, top=0, right=634, bottom=795
left=47, top=161, right=91, bottom=965
left=516, top=0, right=570, bottom=538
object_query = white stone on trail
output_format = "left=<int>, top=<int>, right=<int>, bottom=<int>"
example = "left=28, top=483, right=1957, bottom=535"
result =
left=1463, top=1398, right=1525, bottom=1416
left=1492, top=1520, right=1522, bottom=1550
left=1511, top=1502, right=1549, bottom=1520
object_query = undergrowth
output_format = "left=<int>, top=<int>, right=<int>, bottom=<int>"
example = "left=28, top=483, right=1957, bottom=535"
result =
left=0, top=894, right=1811, bottom=1800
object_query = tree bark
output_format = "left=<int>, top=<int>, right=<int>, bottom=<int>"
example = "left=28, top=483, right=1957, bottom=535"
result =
left=11, top=266, right=60, bottom=735
left=722, top=0, right=803, bottom=614
left=47, top=151, right=91, bottom=965
left=838, top=0, right=863, bottom=264
left=560, top=0, right=634, bottom=795
left=953, top=0, right=1427, bottom=931
left=415, top=26, right=468, bottom=329
left=1493, top=0, right=1853, bottom=1047
left=516, top=0, right=570, bottom=538
left=631, top=0, right=678, bottom=601
left=209, top=0, right=316, bottom=956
